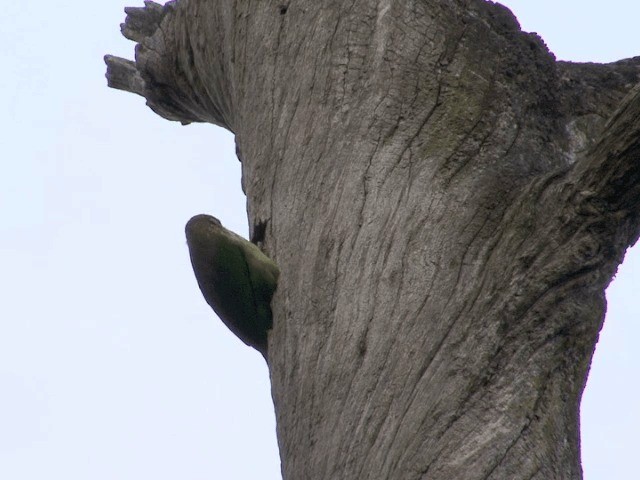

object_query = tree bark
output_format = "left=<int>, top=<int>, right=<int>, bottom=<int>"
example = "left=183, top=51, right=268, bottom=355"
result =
left=106, top=1, right=640, bottom=478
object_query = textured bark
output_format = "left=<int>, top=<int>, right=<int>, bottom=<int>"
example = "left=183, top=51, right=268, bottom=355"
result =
left=106, top=1, right=640, bottom=478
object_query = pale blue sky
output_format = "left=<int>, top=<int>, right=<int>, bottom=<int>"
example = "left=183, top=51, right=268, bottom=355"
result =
left=1, top=1, right=637, bottom=479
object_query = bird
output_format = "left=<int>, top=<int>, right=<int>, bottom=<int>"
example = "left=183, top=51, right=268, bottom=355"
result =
left=185, top=214, right=279, bottom=357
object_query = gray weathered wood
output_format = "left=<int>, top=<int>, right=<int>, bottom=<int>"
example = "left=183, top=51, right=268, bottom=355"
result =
left=106, top=1, right=640, bottom=478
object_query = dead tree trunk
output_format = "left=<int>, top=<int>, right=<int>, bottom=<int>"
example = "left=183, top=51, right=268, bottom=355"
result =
left=106, top=1, right=640, bottom=478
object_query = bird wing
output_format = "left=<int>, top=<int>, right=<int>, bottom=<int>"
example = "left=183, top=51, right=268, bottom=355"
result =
left=238, top=240, right=279, bottom=322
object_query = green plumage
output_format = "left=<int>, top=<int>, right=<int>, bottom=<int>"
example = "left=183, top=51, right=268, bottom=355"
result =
left=185, top=214, right=279, bottom=356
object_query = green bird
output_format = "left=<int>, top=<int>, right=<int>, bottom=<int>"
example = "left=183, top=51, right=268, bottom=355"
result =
left=185, top=214, right=279, bottom=357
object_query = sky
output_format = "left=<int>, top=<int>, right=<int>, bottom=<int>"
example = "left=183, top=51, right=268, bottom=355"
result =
left=0, top=1, right=638, bottom=479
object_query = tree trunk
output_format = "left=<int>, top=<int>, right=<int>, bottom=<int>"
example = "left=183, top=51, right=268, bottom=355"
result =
left=105, top=1, right=640, bottom=478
